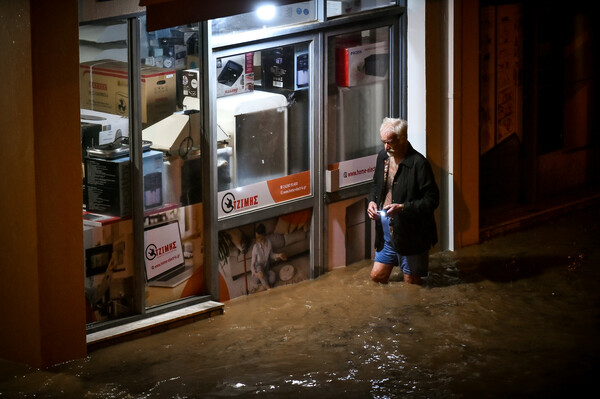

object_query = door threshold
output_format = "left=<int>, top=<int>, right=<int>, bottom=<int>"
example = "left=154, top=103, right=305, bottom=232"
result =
left=87, top=300, right=224, bottom=352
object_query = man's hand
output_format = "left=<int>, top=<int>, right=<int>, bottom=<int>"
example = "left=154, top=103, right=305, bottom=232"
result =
left=367, top=201, right=380, bottom=220
left=383, top=203, right=404, bottom=217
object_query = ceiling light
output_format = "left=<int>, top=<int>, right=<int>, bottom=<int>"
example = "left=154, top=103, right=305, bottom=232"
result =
left=256, top=4, right=276, bottom=21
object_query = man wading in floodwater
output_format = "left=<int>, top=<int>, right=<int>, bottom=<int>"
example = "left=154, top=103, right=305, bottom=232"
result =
left=367, top=118, right=439, bottom=285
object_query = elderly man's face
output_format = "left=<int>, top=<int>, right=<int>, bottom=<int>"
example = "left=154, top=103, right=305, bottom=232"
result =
left=380, top=129, right=404, bottom=157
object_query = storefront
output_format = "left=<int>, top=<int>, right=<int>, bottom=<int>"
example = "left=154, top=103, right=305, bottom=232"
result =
left=79, top=0, right=407, bottom=333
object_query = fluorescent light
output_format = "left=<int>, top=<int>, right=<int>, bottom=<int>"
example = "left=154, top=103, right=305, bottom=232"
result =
left=256, top=4, right=276, bottom=21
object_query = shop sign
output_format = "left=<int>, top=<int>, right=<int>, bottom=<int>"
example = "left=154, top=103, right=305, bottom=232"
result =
left=218, top=171, right=310, bottom=218
left=328, top=154, right=377, bottom=191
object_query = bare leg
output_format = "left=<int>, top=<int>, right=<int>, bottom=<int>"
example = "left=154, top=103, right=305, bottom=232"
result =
left=370, top=262, right=394, bottom=284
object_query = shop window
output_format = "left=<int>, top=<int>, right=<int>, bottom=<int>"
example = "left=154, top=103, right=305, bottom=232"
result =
left=216, top=42, right=312, bottom=218
left=217, top=209, right=312, bottom=300
left=79, top=19, right=138, bottom=324
left=326, top=26, right=390, bottom=192
left=80, top=17, right=208, bottom=320
left=78, top=3, right=406, bottom=326
left=140, top=17, right=208, bottom=307
left=327, top=0, right=397, bottom=19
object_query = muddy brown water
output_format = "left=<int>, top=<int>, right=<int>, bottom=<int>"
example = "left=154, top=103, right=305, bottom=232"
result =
left=1, top=207, right=599, bottom=398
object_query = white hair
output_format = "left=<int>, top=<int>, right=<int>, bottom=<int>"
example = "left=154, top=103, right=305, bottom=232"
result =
left=380, top=117, right=408, bottom=139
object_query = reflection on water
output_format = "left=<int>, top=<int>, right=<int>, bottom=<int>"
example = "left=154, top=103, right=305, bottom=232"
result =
left=1, top=208, right=599, bottom=398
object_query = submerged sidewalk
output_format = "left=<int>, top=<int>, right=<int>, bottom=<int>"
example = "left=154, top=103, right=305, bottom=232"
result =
left=1, top=205, right=599, bottom=398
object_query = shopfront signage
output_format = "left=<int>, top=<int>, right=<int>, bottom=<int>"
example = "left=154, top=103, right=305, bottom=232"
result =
left=218, top=171, right=310, bottom=218
left=327, top=154, right=377, bottom=192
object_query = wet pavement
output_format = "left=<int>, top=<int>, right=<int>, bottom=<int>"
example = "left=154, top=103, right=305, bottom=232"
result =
left=1, top=206, right=599, bottom=398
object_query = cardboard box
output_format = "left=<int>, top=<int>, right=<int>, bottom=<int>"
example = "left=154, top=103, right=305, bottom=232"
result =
left=85, top=150, right=164, bottom=217
left=80, top=60, right=177, bottom=127
left=261, top=46, right=296, bottom=91
left=336, top=41, right=389, bottom=87
left=182, top=69, right=199, bottom=98
left=216, top=53, right=254, bottom=98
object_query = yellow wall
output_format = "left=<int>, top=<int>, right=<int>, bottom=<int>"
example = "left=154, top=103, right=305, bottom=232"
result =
left=0, top=1, right=86, bottom=367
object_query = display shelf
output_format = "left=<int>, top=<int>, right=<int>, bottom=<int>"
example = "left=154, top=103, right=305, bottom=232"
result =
left=83, top=202, right=180, bottom=227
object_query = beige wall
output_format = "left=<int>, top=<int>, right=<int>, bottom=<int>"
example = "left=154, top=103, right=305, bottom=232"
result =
left=0, top=1, right=86, bottom=367
left=426, top=0, right=449, bottom=251
left=426, top=0, right=480, bottom=250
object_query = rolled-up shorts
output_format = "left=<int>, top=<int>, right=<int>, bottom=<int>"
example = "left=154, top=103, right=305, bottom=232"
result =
left=374, top=213, right=429, bottom=277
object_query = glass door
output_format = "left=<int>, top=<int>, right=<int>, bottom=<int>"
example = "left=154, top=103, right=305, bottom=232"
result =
left=138, top=17, right=208, bottom=308
left=80, top=18, right=139, bottom=324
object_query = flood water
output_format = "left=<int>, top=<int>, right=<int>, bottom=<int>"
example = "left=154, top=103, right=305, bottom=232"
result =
left=1, top=206, right=599, bottom=398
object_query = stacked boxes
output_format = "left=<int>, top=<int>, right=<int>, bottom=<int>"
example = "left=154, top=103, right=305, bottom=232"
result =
left=79, top=60, right=177, bottom=127
left=216, top=53, right=254, bottom=97
left=260, top=46, right=311, bottom=92
left=85, top=150, right=164, bottom=217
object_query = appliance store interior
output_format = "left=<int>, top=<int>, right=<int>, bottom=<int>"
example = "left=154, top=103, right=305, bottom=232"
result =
left=79, top=0, right=404, bottom=333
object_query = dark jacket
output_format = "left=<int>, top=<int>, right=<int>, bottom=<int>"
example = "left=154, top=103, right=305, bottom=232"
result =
left=369, top=144, right=439, bottom=255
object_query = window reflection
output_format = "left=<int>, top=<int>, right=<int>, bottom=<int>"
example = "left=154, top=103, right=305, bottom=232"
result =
left=138, top=17, right=203, bottom=210
left=326, top=26, right=390, bottom=191
left=139, top=18, right=208, bottom=306
left=79, top=20, right=138, bottom=324
left=327, top=27, right=389, bottom=164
